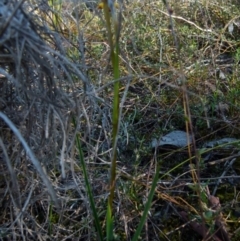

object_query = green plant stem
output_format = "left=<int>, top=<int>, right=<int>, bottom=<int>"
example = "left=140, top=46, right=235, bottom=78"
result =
left=73, top=117, right=104, bottom=241
left=102, top=1, right=121, bottom=240
left=132, top=165, right=160, bottom=241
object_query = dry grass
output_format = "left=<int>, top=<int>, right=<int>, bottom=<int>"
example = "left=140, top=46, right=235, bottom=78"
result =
left=0, top=0, right=240, bottom=240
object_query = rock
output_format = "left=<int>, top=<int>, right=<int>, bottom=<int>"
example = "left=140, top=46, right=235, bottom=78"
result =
left=203, top=138, right=237, bottom=148
left=152, top=130, right=193, bottom=149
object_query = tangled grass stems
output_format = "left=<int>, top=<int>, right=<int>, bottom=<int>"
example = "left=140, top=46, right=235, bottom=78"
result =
left=1, top=0, right=240, bottom=239
left=0, top=112, right=59, bottom=207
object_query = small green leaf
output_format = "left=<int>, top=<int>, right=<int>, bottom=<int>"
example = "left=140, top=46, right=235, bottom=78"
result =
left=203, top=210, right=213, bottom=221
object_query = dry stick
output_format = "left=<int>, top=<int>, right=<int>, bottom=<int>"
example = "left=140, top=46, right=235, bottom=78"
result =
left=156, top=8, right=217, bottom=35
left=145, top=152, right=158, bottom=241
left=45, top=106, right=51, bottom=139
left=51, top=106, right=67, bottom=179
left=0, top=112, right=59, bottom=207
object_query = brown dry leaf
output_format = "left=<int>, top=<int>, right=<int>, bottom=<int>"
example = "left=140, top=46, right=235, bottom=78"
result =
left=208, top=195, right=230, bottom=241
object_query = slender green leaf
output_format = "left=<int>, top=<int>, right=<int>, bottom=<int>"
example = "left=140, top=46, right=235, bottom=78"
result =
left=73, top=118, right=104, bottom=241
left=131, top=165, right=160, bottom=241
left=102, top=1, right=121, bottom=240
left=106, top=202, right=114, bottom=241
